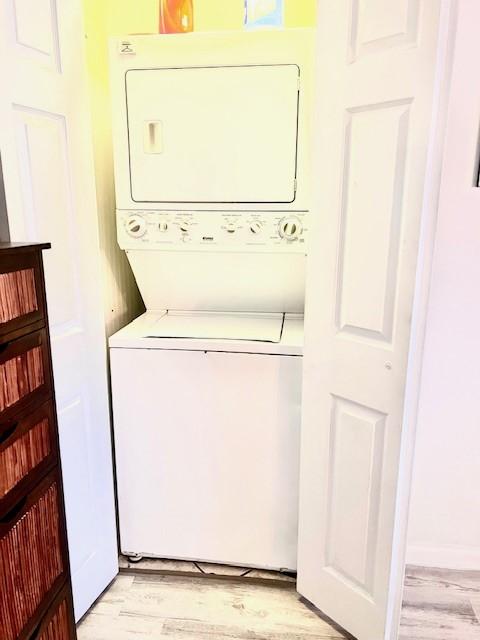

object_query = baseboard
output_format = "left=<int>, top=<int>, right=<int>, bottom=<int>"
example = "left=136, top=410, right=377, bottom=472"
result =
left=407, top=544, right=480, bottom=571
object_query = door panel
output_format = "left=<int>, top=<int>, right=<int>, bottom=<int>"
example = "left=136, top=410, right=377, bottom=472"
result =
left=12, top=0, right=61, bottom=71
left=350, top=0, right=420, bottom=61
left=297, top=2, right=442, bottom=639
left=324, top=397, right=385, bottom=597
left=0, top=0, right=118, bottom=621
left=13, top=107, right=81, bottom=325
left=337, top=100, right=410, bottom=342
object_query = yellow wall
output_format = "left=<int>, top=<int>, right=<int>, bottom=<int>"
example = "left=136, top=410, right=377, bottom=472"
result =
left=82, top=0, right=316, bottom=334
left=83, top=0, right=145, bottom=337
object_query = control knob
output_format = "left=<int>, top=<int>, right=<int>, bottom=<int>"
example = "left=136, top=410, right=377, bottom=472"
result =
left=125, top=214, right=147, bottom=238
left=279, top=216, right=303, bottom=240
left=179, top=221, right=190, bottom=233
left=249, top=221, right=263, bottom=235
left=158, top=221, right=168, bottom=232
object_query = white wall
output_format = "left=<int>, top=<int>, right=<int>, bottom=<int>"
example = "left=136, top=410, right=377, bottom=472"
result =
left=407, top=0, right=480, bottom=571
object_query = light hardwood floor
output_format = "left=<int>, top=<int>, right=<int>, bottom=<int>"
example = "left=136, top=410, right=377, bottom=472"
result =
left=77, top=561, right=480, bottom=639
left=400, top=566, right=480, bottom=639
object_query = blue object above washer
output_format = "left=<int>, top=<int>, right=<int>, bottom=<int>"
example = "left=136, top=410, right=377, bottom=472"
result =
left=245, top=0, right=284, bottom=29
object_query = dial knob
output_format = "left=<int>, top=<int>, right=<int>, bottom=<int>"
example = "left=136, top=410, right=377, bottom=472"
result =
left=226, top=222, right=237, bottom=234
left=179, top=221, right=190, bottom=233
left=279, top=216, right=303, bottom=240
left=125, top=214, right=147, bottom=238
left=249, top=221, right=263, bottom=235
left=158, top=221, right=168, bottom=232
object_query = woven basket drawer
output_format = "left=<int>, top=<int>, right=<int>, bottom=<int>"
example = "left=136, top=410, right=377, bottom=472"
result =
left=0, top=471, right=67, bottom=640
left=0, top=252, right=46, bottom=341
left=0, top=401, right=57, bottom=505
left=34, top=584, right=76, bottom=640
left=0, top=330, right=52, bottom=420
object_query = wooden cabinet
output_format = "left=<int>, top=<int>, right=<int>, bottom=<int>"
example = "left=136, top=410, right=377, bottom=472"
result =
left=0, top=401, right=57, bottom=503
left=0, top=248, right=47, bottom=341
left=0, top=243, right=76, bottom=640
left=34, top=586, right=76, bottom=640
left=0, top=330, right=52, bottom=418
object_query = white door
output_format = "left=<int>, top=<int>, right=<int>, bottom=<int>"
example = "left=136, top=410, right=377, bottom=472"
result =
left=298, top=2, right=445, bottom=639
left=126, top=65, right=300, bottom=203
left=0, top=0, right=118, bottom=620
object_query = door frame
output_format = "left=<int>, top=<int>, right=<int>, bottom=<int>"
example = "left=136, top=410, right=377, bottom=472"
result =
left=381, top=0, right=458, bottom=636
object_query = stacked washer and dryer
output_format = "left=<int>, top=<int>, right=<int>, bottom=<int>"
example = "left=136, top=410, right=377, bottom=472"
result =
left=109, top=29, right=314, bottom=571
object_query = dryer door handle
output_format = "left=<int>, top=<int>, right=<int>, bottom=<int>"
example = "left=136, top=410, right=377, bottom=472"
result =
left=144, top=120, right=163, bottom=154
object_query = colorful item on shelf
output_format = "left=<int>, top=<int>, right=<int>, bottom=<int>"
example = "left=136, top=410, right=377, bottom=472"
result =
left=245, top=0, right=283, bottom=29
left=159, top=0, right=194, bottom=34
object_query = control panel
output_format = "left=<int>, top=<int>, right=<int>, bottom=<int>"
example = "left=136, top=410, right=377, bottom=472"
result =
left=117, top=210, right=308, bottom=253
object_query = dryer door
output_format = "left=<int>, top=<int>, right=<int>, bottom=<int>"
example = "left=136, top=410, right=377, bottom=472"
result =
left=125, top=64, right=300, bottom=203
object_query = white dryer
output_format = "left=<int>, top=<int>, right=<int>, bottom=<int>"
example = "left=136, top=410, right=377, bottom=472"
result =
left=109, top=30, right=314, bottom=570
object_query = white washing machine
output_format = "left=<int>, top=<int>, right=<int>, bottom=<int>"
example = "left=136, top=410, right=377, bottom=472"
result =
left=110, top=311, right=303, bottom=569
left=109, top=30, right=314, bottom=570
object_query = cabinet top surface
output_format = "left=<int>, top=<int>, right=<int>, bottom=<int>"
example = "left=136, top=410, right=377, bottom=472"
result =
left=0, top=242, right=51, bottom=253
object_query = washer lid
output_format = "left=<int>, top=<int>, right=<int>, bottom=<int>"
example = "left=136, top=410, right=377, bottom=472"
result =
left=146, top=311, right=284, bottom=343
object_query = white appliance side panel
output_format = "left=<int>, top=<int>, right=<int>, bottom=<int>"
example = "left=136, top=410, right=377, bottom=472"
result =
left=126, top=65, right=299, bottom=203
left=111, top=348, right=302, bottom=570
left=125, top=250, right=306, bottom=313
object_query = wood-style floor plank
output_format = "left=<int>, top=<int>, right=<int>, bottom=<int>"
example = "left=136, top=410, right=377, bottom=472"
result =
left=127, top=575, right=343, bottom=638
left=78, top=573, right=343, bottom=640
left=404, top=566, right=480, bottom=596
left=399, top=566, right=480, bottom=640
left=77, top=565, right=480, bottom=640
